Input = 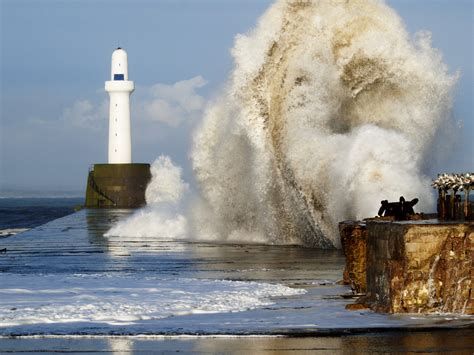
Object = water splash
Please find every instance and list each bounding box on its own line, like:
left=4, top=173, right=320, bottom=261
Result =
left=105, top=156, right=188, bottom=239
left=427, top=254, right=441, bottom=308
left=191, top=0, right=456, bottom=247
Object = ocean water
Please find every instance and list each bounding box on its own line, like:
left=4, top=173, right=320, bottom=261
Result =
left=0, top=197, right=83, bottom=237
left=0, top=207, right=472, bottom=337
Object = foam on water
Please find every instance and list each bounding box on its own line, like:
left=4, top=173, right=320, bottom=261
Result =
left=1, top=212, right=472, bottom=335
left=0, top=274, right=304, bottom=329
left=109, top=0, right=456, bottom=248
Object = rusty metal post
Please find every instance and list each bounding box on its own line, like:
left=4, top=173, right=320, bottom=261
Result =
left=465, top=188, right=470, bottom=220
left=439, top=189, right=446, bottom=220
left=450, top=189, right=457, bottom=220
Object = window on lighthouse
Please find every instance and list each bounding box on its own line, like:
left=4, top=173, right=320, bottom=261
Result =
left=114, top=74, right=124, bottom=80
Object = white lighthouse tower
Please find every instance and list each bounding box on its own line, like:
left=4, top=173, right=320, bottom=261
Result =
left=85, top=48, right=150, bottom=208
left=105, top=48, right=134, bottom=164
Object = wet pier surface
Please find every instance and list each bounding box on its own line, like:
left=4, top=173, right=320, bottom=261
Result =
left=0, top=210, right=473, bottom=343
left=1, top=330, right=474, bottom=354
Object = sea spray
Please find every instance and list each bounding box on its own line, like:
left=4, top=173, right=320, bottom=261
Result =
left=107, top=0, right=456, bottom=248
left=191, top=0, right=456, bottom=247
left=105, top=156, right=188, bottom=238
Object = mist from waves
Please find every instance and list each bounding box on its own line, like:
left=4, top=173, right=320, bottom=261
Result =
left=109, top=0, right=457, bottom=248
left=105, top=156, right=188, bottom=239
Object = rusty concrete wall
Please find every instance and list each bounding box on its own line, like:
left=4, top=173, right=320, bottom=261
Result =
left=339, top=221, right=367, bottom=294
left=365, top=221, right=473, bottom=314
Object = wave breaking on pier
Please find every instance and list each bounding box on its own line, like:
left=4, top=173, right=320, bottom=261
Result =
left=110, top=0, right=456, bottom=248
left=190, top=0, right=456, bottom=247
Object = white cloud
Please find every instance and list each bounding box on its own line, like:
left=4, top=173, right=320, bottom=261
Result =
left=139, top=76, right=208, bottom=126
left=142, top=99, right=185, bottom=127
left=62, top=99, right=108, bottom=129
left=60, top=76, right=208, bottom=130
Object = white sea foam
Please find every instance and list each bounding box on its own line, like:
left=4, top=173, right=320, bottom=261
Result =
left=0, top=228, right=30, bottom=238
left=109, top=0, right=456, bottom=248
left=105, top=156, right=188, bottom=239
left=0, top=274, right=304, bottom=328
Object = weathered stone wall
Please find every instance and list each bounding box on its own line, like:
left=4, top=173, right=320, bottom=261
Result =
left=365, top=221, right=473, bottom=314
left=339, top=221, right=367, bottom=294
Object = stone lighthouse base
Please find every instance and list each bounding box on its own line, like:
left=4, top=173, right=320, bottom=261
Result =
left=85, top=163, right=151, bottom=208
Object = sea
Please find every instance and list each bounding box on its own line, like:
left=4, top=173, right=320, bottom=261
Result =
left=0, top=198, right=473, bottom=353
left=0, top=197, right=83, bottom=237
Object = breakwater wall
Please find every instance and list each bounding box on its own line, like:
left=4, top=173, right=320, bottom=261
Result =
left=340, top=219, right=473, bottom=314
left=85, top=164, right=151, bottom=208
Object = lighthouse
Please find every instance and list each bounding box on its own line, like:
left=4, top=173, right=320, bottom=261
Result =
left=106, top=48, right=134, bottom=164
left=85, top=48, right=151, bottom=208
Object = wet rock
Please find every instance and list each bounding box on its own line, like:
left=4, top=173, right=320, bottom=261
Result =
left=365, top=220, right=473, bottom=314
left=345, top=303, right=369, bottom=311
left=339, top=221, right=367, bottom=294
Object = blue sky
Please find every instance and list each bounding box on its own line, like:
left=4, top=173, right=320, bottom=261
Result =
left=1, top=0, right=472, bottom=194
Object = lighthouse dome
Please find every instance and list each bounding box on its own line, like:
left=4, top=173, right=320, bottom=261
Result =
left=111, top=48, right=128, bottom=80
